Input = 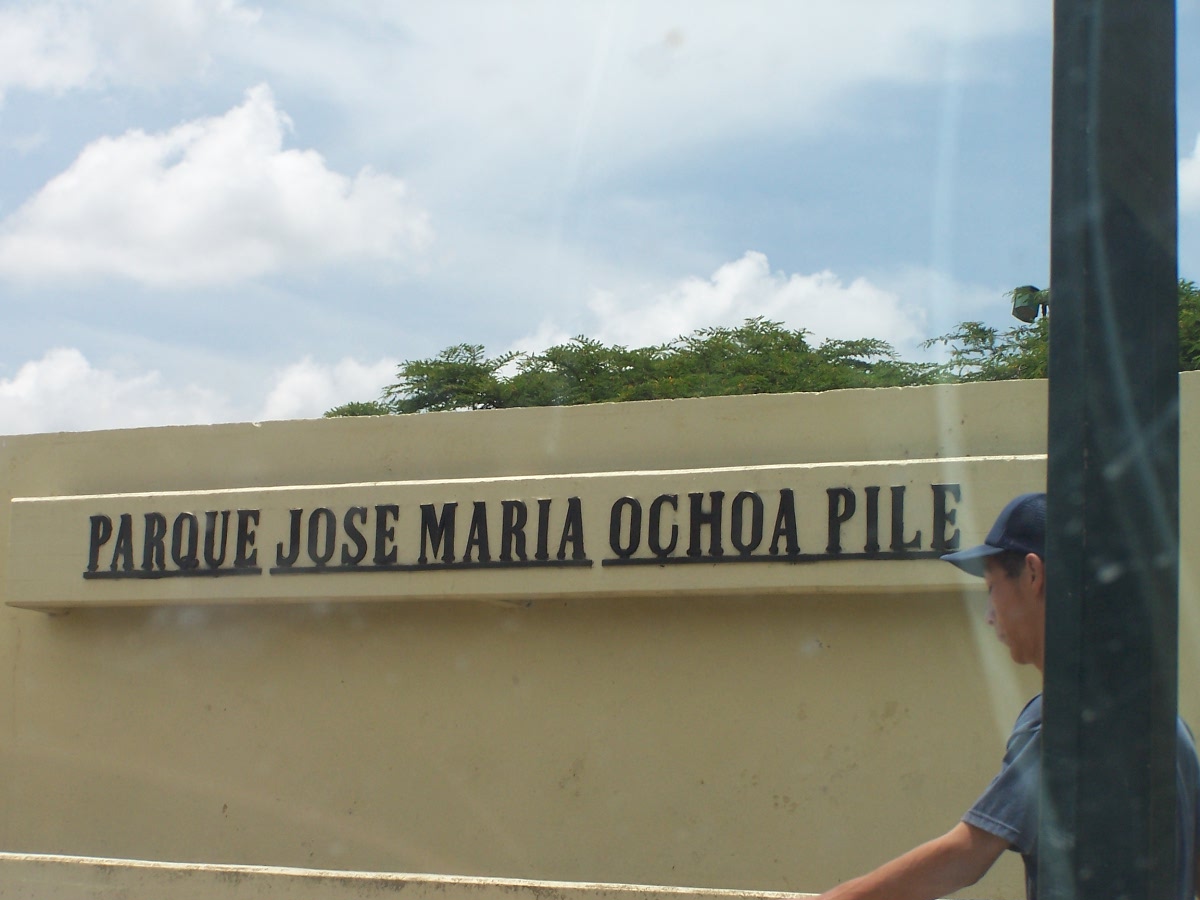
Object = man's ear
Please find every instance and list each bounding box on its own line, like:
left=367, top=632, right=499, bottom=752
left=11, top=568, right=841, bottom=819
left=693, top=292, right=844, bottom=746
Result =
left=1026, top=553, right=1046, bottom=594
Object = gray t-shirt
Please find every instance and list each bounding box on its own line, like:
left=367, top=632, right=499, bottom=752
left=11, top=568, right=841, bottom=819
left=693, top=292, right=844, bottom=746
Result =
left=963, top=694, right=1200, bottom=899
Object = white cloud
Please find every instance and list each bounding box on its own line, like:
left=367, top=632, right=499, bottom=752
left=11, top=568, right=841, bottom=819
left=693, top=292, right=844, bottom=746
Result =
left=872, top=265, right=1011, bottom=347
left=543, top=251, right=929, bottom=352
left=258, top=357, right=396, bottom=421
left=0, top=84, right=433, bottom=286
left=90, top=0, right=260, bottom=84
left=507, top=322, right=576, bottom=356
left=1182, top=132, right=1200, bottom=216
left=0, top=4, right=95, bottom=95
left=0, top=349, right=398, bottom=434
left=509, top=254, right=1012, bottom=362
left=0, top=0, right=257, bottom=96
left=0, top=348, right=229, bottom=434
left=241, top=2, right=1043, bottom=181
left=3, top=131, right=50, bottom=155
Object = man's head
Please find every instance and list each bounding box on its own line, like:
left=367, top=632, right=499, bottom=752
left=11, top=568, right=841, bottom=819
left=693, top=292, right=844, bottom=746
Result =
left=943, top=493, right=1047, bottom=671
left=941, top=492, right=1045, bottom=577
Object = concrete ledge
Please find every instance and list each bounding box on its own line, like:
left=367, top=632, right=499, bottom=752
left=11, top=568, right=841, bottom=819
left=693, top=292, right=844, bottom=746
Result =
left=0, top=853, right=814, bottom=900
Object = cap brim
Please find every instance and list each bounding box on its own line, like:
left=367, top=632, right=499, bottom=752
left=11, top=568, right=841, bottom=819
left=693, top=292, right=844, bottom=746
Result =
left=940, top=543, right=1003, bottom=578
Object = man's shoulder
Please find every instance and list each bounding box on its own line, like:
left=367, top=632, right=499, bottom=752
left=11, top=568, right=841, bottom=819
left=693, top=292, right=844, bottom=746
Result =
left=1014, top=693, right=1043, bottom=731
left=1176, top=716, right=1199, bottom=772
left=997, top=694, right=1043, bottom=760
left=1178, top=716, right=1197, bottom=748
left=1003, top=696, right=1200, bottom=749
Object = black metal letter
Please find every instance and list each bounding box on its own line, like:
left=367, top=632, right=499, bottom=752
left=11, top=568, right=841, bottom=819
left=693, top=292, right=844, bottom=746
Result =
left=730, top=491, right=764, bottom=555
left=203, top=510, right=231, bottom=568
left=864, top=486, right=882, bottom=553
left=931, top=483, right=961, bottom=553
left=87, top=515, right=112, bottom=573
left=464, top=501, right=491, bottom=562
left=826, top=488, right=856, bottom=555
left=374, top=504, right=399, bottom=566
left=609, top=497, right=642, bottom=559
left=142, top=512, right=167, bottom=572
left=500, top=500, right=529, bottom=562
left=170, top=513, right=199, bottom=570
left=769, top=489, right=800, bottom=556
left=307, top=508, right=336, bottom=566
left=557, top=497, right=586, bottom=561
left=648, top=494, right=679, bottom=558
left=234, top=509, right=260, bottom=568
left=110, top=514, right=134, bottom=572
left=535, top=498, right=552, bottom=561
left=688, top=491, right=725, bottom=557
left=889, top=486, right=921, bottom=552
left=418, top=503, right=456, bottom=564
left=341, top=507, right=368, bottom=566
left=275, top=509, right=302, bottom=567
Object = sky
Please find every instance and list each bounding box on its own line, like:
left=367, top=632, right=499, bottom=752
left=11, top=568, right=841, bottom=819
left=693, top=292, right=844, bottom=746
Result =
left=1, top=1, right=1198, bottom=434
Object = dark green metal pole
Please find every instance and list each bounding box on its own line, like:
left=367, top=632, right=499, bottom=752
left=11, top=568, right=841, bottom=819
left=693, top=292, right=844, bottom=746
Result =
left=1041, top=1, right=1179, bottom=898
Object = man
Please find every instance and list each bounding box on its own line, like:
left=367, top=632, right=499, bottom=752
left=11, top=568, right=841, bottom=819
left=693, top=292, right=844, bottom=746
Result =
left=816, top=492, right=1200, bottom=900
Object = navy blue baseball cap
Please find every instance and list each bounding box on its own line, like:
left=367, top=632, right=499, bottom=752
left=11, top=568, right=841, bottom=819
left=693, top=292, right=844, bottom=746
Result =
left=941, top=492, right=1046, bottom=577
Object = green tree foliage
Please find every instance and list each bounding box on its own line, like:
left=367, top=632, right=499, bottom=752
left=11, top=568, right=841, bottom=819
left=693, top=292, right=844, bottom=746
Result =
left=510, top=337, right=664, bottom=405
left=326, top=281, right=1199, bottom=416
left=382, top=344, right=518, bottom=413
left=923, top=318, right=1051, bottom=382
left=1181, top=279, right=1200, bottom=371
left=339, top=318, right=940, bottom=415
left=925, top=279, right=1198, bottom=381
left=323, top=400, right=392, bottom=418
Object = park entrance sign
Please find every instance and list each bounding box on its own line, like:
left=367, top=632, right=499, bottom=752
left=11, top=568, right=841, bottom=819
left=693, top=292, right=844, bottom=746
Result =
left=10, top=465, right=976, bottom=610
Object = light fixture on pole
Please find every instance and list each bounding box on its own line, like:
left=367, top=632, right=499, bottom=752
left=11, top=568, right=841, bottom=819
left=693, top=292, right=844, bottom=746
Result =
left=1009, top=285, right=1049, bottom=323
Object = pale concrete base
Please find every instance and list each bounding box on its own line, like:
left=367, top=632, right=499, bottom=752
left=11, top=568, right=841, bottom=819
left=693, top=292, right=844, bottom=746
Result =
left=0, top=853, right=814, bottom=900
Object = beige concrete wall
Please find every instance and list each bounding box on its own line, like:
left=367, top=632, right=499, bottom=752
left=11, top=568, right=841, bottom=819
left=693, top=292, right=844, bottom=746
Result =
left=1, top=375, right=1197, bottom=899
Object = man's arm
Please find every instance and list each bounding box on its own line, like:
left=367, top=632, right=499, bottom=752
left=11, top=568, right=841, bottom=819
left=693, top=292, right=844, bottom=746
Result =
left=816, top=821, right=1009, bottom=900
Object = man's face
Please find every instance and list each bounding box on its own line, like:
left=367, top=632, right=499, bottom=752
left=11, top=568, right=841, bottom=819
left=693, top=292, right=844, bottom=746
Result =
left=982, top=554, right=1046, bottom=670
